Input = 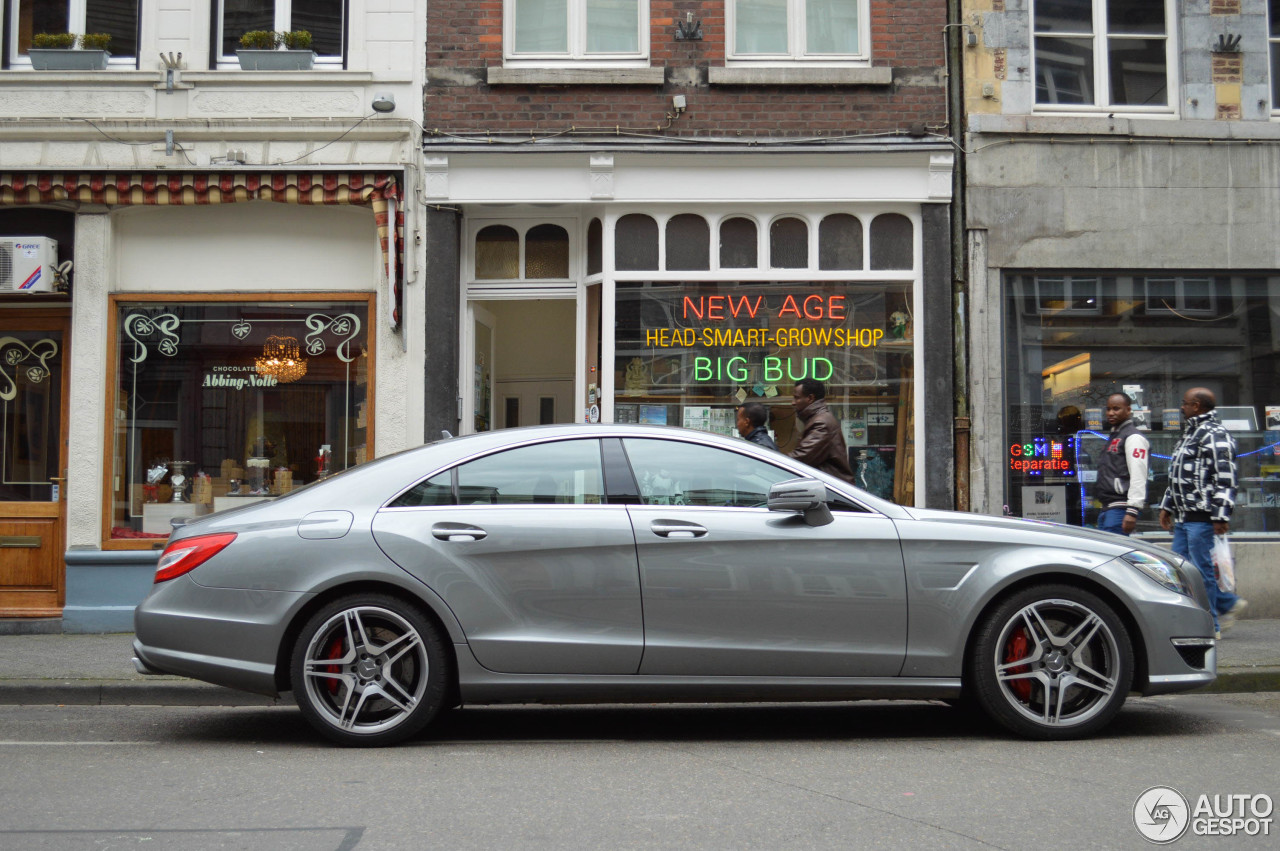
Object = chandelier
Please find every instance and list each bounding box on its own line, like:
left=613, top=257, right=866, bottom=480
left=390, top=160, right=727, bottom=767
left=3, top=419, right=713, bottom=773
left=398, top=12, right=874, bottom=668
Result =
left=255, top=336, right=307, bottom=383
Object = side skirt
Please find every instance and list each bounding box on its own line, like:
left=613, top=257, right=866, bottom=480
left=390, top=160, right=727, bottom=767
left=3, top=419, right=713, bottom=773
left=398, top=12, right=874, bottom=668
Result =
left=454, top=646, right=961, bottom=705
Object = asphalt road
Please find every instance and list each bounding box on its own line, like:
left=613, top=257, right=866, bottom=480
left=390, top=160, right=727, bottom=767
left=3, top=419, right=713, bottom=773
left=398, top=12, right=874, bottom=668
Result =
left=1, top=695, right=1278, bottom=850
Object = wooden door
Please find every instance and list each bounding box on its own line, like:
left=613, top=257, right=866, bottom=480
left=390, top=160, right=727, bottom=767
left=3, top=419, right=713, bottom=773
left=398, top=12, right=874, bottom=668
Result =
left=0, top=310, right=68, bottom=617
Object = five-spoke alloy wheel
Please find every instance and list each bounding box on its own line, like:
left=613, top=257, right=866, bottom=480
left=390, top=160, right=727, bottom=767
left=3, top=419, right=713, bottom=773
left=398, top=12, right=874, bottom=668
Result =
left=970, top=584, right=1133, bottom=740
left=291, top=594, right=449, bottom=746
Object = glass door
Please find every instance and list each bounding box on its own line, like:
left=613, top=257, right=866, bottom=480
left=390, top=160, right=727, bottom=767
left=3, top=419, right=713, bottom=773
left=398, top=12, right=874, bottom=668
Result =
left=0, top=310, right=68, bottom=617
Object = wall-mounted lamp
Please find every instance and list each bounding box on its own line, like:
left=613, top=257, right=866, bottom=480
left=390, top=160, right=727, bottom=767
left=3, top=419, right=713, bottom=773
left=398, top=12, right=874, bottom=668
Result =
left=1213, top=33, right=1242, bottom=53
left=372, top=93, right=396, bottom=113
left=676, top=12, right=703, bottom=41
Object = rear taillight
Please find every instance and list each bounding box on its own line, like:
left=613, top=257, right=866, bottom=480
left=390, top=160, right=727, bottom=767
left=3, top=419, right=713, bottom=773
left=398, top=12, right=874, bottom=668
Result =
left=155, top=532, right=237, bottom=583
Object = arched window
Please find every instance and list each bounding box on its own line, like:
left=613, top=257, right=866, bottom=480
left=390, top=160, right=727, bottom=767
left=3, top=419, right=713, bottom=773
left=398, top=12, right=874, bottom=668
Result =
left=769, top=217, right=808, bottom=269
left=475, top=225, right=520, bottom=279
left=666, top=214, right=710, bottom=271
left=870, top=214, right=913, bottom=270
left=525, top=224, right=570, bottom=278
left=719, top=217, right=758, bottom=269
left=615, top=214, right=659, bottom=271
left=819, top=214, right=863, bottom=270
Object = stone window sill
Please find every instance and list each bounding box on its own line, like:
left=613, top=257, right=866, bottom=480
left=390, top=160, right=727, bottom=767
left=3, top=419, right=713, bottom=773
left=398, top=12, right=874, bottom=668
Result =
left=709, top=67, right=892, bottom=86
left=486, top=67, right=665, bottom=86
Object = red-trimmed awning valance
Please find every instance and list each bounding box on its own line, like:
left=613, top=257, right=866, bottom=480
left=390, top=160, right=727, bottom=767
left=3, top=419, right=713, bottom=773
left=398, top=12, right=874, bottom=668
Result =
left=0, top=172, right=404, bottom=328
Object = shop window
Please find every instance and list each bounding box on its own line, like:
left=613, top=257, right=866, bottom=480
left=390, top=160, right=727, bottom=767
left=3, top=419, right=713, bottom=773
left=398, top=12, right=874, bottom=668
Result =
left=615, top=214, right=659, bottom=271
left=1272, top=0, right=1280, bottom=111
left=614, top=280, right=916, bottom=505
left=819, top=214, right=863, bottom=270
left=1033, top=0, right=1172, bottom=109
left=1035, top=275, right=1101, bottom=314
left=719, top=217, right=758, bottom=269
left=506, top=0, right=646, bottom=61
left=525, top=224, right=570, bottom=278
left=869, top=214, right=912, bottom=270
left=476, top=225, right=521, bottom=280
left=769, top=217, right=808, bottom=269
left=10, top=0, right=138, bottom=65
left=728, top=0, right=867, bottom=62
left=666, top=214, right=710, bottom=272
left=1004, top=272, right=1280, bottom=536
left=217, top=0, right=346, bottom=67
left=1143, top=276, right=1215, bottom=315
left=107, top=298, right=370, bottom=543
left=587, top=218, right=603, bottom=276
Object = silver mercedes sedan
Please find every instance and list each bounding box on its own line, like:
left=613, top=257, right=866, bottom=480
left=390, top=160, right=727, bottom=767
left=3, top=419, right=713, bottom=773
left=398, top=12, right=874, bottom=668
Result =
left=133, top=424, right=1216, bottom=746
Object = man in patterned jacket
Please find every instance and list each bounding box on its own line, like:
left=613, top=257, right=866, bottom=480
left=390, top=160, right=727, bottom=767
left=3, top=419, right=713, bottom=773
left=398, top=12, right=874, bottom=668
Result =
left=1158, top=387, right=1247, bottom=638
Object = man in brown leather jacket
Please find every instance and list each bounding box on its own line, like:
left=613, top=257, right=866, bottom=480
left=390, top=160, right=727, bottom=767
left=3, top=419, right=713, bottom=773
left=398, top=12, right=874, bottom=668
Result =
left=790, top=379, right=855, bottom=484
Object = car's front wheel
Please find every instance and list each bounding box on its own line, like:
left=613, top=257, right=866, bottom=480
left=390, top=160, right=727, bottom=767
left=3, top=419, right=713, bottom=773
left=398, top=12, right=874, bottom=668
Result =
left=969, top=584, right=1133, bottom=740
left=291, top=593, right=450, bottom=746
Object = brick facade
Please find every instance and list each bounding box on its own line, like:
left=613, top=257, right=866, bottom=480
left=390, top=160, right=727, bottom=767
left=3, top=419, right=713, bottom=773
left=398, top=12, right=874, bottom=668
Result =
left=426, top=1, right=948, bottom=137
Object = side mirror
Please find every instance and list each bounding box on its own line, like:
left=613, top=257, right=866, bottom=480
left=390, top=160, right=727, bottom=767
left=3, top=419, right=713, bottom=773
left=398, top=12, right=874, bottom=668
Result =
left=767, top=477, right=833, bottom=526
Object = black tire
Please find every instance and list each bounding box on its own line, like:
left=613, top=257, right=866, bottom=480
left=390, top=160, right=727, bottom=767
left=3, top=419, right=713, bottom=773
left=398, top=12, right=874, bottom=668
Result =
left=290, top=593, right=451, bottom=746
left=968, top=584, right=1133, bottom=740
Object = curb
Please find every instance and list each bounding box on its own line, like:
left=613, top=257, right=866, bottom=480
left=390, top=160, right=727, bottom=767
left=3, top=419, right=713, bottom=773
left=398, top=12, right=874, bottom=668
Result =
left=1194, top=666, right=1280, bottom=695
left=1, top=669, right=1277, bottom=707
left=0, top=680, right=286, bottom=706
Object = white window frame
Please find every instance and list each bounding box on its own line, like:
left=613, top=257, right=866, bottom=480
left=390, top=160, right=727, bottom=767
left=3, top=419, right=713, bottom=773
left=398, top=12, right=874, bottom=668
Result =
left=502, top=0, right=649, bottom=67
left=1032, top=0, right=1177, bottom=115
left=726, top=0, right=870, bottom=66
left=7, top=0, right=137, bottom=67
left=216, top=0, right=346, bottom=69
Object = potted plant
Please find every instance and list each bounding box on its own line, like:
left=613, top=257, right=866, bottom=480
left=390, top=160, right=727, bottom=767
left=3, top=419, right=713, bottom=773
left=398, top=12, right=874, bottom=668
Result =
left=236, top=29, right=315, bottom=70
left=29, top=32, right=111, bottom=70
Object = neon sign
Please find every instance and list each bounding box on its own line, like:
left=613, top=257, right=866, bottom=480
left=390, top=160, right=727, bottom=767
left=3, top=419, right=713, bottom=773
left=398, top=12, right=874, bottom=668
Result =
left=1009, top=435, right=1077, bottom=477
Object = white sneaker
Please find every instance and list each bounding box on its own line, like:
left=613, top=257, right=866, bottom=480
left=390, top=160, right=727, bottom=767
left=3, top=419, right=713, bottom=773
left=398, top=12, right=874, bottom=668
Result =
left=1219, top=599, right=1248, bottom=632
left=1214, top=629, right=1222, bottom=640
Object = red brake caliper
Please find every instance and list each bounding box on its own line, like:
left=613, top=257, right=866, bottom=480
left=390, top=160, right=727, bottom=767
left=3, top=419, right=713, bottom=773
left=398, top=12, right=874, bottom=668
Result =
left=1004, top=628, right=1032, bottom=701
left=325, top=638, right=344, bottom=695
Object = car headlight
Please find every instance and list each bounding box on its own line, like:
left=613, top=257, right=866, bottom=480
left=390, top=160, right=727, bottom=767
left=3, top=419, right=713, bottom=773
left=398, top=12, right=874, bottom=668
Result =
left=1121, top=551, right=1191, bottom=596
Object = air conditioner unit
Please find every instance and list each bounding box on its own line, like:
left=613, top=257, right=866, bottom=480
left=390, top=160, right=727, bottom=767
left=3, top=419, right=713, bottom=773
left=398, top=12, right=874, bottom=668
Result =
left=0, top=236, right=59, bottom=293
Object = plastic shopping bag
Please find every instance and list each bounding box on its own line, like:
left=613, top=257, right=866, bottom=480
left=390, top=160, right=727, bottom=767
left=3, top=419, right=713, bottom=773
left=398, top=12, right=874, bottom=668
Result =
left=1212, top=534, right=1236, bottom=594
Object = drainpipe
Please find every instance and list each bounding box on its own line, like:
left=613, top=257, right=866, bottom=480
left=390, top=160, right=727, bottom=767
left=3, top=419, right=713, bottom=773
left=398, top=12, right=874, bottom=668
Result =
left=947, top=0, right=971, bottom=511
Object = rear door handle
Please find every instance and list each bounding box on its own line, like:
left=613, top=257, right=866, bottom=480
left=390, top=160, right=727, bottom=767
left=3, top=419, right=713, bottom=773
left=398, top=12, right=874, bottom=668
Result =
left=431, top=523, right=488, bottom=542
left=649, top=520, right=708, bottom=539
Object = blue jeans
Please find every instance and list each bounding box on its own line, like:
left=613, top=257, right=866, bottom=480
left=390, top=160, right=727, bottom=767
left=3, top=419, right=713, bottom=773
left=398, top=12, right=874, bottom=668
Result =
left=1170, top=521, right=1240, bottom=630
left=1098, top=507, right=1130, bottom=535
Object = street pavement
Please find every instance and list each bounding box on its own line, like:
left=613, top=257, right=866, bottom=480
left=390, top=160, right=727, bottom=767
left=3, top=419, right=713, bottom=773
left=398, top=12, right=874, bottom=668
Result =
left=0, top=618, right=1277, bottom=706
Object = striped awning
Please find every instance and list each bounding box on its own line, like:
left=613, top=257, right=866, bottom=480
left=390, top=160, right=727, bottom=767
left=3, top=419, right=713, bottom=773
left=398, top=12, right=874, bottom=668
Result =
left=0, top=171, right=404, bottom=329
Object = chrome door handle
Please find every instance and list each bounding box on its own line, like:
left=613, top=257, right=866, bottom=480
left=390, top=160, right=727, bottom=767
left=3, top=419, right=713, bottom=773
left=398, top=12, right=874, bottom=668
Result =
left=649, top=520, right=708, bottom=539
left=431, top=523, right=488, bottom=542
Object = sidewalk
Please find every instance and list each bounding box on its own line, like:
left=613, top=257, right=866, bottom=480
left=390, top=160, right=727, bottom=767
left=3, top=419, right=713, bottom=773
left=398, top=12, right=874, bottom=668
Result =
left=0, top=621, right=1277, bottom=706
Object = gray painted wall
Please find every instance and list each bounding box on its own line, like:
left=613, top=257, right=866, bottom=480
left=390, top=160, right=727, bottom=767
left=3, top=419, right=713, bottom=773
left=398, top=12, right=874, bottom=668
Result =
left=422, top=207, right=462, bottom=441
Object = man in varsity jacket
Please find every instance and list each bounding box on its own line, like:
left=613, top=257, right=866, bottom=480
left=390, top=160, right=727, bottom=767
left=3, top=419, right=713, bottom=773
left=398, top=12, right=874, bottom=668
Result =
left=1096, top=392, right=1149, bottom=535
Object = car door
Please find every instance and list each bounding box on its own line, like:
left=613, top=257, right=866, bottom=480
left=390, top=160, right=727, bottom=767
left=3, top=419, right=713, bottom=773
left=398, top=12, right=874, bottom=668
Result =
left=619, top=437, right=907, bottom=677
left=372, top=438, right=643, bottom=674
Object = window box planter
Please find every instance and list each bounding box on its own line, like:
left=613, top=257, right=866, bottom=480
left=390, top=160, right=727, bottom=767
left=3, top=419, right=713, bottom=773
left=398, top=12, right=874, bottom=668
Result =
left=236, top=49, right=315, bottom=71
left=28, top=48, right=110, bottom=70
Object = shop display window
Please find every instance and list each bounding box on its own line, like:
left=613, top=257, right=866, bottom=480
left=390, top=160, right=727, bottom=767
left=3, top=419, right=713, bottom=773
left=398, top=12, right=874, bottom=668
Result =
left=614, top=280, right=916, bottom=505
left=107, top=297, right=371, bottom=544
left=1004, top=273, right=1280, bottom=536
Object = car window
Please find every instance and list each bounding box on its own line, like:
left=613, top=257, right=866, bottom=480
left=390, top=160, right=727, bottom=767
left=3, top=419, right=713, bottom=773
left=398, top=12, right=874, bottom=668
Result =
left=456, top=440, right=606, bottom=505
left=389, top=470, right=453, bottom=508
left=621, top=439, right=796, bottom=508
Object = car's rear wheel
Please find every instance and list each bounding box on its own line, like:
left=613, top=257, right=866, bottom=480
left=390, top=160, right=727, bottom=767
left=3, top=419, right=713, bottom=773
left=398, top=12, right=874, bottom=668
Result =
left=969, top=584, right=1133, bottom=740
left=291, top=593, right=449, bottom=746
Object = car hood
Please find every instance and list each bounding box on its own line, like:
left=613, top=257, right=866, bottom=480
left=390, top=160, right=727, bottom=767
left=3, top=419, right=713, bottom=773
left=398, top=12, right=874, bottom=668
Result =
left=900, top=507, right=1165, bottom=559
